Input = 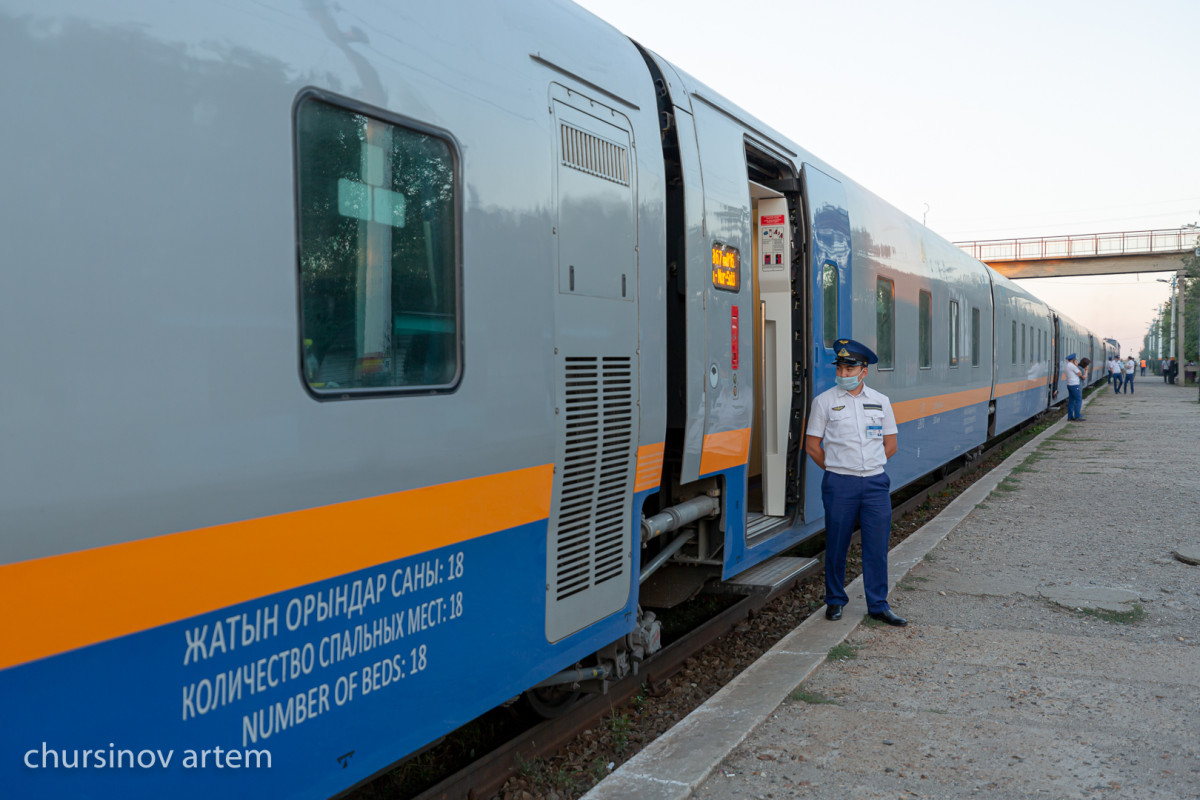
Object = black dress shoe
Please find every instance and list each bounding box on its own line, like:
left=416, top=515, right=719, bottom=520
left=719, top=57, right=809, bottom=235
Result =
left=869, top=609, right=907, bottom=627
left=825, top=605, right=843, bottom=621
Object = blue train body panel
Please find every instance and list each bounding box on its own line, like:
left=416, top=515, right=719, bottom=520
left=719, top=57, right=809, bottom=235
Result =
left=2, top=519, right=640, bottom=799
left=994, top=385, right=1049, bottom=436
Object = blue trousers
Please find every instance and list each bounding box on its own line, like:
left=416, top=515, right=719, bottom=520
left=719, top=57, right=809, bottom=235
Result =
left=1123, top=373, right=1134, bottom=393
left=822, top=471, right=892, bottom=613
left=1111, top=374, right=1121, bottom=393
left=1067, top=384, right=1082, bottom=419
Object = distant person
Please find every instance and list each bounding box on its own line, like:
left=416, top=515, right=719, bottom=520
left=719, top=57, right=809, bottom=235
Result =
left=1169, top=357, right=1179, bottom=384
left=1140, top=358, right=1146, bottom=376
left=1065, top=353, right=1084, bottom=420
left=1123, top=355, right=1135, bottom=394
left=1108, top=356, right=1122, bottom=393
left=1164, top=359, right=1171, bottom=383
left=805, top=338, right=906, bottom=627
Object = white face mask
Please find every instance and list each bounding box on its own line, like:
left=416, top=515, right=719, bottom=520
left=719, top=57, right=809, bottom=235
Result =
left=835, top=372, right=863, bottom=390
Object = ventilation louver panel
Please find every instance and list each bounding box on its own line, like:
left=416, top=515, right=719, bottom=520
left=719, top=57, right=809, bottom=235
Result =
left=555, top=356, right=634, bottom=601
left=560, top=123, right=629, bottom=186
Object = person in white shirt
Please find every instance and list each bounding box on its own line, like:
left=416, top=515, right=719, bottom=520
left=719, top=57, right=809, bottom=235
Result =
left=1123, top=355, right=1135, bottom=394
left=804, top=338, right=905, bottom=626
left=1108, top=356, right=1122, bottom=393
left=1064, top=353, right=1084, bottom=420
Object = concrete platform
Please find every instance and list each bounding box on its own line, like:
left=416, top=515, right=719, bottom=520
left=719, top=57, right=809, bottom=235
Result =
left=584, top=379, right=1200, bottom=800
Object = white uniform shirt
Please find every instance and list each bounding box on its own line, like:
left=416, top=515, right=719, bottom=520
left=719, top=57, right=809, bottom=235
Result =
left=807, top=383, right=898, bottom=477
left=1065, top=361, right=1082, bottom=386
left=1124, top=359, right=1134, bottom=374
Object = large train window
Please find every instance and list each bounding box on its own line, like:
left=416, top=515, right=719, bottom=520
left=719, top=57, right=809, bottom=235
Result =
left=822, top=262, right=838, bottom=348
left=875, top=278, right=894, bottom=369
left=295, top=94, right=460, bottom=396
left=1021, top=323, right=1027, bottom=363
left=948, top=300, right=960, bottom=368
left=1011, top=321, right=1017, bottom=364
left=971, top=307, right=981, bottom=366
left=918, top=290, right=932, bottom=369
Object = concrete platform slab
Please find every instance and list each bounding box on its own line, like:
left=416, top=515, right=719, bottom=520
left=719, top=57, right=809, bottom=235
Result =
left=583, top=380, right=1200, bottom=800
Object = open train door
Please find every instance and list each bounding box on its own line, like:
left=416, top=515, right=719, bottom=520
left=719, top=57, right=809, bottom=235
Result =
left=745, top=146, right=806, bottom=537
left=1051, top=313, right=1061, bottom=402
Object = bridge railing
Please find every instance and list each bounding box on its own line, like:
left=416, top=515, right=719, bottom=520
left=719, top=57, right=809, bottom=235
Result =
left=954, top=228, right=1198, bottom=262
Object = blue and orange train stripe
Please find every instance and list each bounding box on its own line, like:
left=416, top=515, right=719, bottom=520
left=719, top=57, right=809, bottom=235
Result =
left=0, top=464, right=554, bottom=672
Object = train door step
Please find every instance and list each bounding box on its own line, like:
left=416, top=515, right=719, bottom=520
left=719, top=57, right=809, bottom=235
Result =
left=725, top=556, right=819, bottom=592
left=745, top=512, right=789, bottom=540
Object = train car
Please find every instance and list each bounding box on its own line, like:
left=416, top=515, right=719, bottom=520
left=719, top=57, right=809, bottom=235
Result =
left=0, top=2, right=1109, bottom=798
left=987, top=268, right=1054, bottom=435
left=1057, top=315, right=1101, bottom=390
left=1, top=4, right=667, bottom=798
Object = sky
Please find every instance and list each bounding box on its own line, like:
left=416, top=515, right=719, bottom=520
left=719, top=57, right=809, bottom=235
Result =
left=574, top=0, right=1200, bottom=356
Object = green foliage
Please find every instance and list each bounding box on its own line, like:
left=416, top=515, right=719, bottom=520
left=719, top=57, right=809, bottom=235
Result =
left=788, top=687, right=838, bottom=704
left=1142, top=251, right=1199, bottom=364
left=827, top=642, right=858, bottom=661
left=514, top=752, right=543, bottom=777
left=897, top=575, right=931, bottom=590
left=608, top=711, right=633, bottom=751
left=1076, top=603, right=1146, bottom=624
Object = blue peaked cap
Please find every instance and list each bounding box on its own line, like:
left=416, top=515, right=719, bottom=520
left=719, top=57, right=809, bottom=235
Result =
left=832, top=338, right=878, bottom=366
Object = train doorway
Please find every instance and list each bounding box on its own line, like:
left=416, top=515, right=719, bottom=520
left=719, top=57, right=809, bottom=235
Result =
left=749, top=181, right=790, bottom=519
left=1051, top=315, right=1061, bottom=399
left=745, top=146, right=806, bottom=540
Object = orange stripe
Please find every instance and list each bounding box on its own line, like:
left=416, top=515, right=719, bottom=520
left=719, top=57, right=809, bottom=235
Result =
left=892, top=387, right=992, bottom=424
left=994, top=377, right=1048, bottom=398
left=634, top=442, right=665, bottom=492
left=0, top=464, right=553, bottom=671
left=699, top=428, right=751, bottom=475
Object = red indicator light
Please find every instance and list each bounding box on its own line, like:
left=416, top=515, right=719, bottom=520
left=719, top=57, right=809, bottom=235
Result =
left=731, top=306, right=739, bottom=370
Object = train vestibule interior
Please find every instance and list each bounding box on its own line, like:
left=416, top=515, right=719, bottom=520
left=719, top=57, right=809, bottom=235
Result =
left=745, top=147, right=807, bottom=544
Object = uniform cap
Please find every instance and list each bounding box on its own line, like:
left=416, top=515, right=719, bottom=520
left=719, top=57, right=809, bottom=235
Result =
left=1066, top=353, right=1076, bottom=361
left=832, top=338, right=878, bottom=366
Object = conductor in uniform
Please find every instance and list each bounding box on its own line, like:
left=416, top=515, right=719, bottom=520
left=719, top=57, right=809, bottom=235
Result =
left=804, top=338, right=907, bottom=626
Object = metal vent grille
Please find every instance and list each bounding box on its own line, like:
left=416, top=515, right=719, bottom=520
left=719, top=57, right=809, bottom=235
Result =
left=555, top=356, right=634, bottom=600
left=560, top=123, right=629, bottom=186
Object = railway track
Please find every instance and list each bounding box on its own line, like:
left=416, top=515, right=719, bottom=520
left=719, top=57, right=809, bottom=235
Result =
left=367, top=406, right=1066, bottom=800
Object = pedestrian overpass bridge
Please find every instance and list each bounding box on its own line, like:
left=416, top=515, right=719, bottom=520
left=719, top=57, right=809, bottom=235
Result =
left=954, top=227, right=1198, bottom=278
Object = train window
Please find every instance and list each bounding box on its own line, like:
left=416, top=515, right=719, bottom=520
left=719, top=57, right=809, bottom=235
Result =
left=1021, top=323, right=1026, bottom=363
left=1011, top=321, right=1017, bottom=365
left=948, top=301, right=960, bottom=367
left=295, top=96, right=460, bottom=395
left=822, top=262, right=838, bottom=348
left=875, top=278, right=894, bottom=369
left=918, top=290, right=932, bottom=369
left=971, top=307, right=981, bottom=366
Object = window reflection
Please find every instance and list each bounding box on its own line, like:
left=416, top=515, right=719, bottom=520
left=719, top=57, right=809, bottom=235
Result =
left=822, top=262, right=838, bottom=348
left=296, top=97, right=458, bottom=393
left=918, top=291, right=932, bottom=369
left=876, top=278, right=894, bottom=369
